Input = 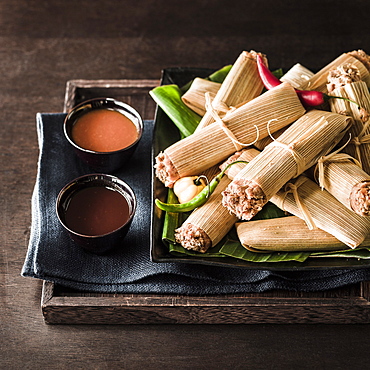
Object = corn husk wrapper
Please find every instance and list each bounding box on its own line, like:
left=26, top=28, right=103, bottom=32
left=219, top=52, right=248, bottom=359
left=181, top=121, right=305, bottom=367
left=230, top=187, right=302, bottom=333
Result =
left=328, top=80, right=370, bottom=174
left=175, top=148, right=261, bottom=253
left=201, top=163, right=222, bottom=181
left=280, top=63, right=315, bottom=89
left=220, top=147, right=261, bottom=173
left=300, top=53, right=370, bottom=93
left=181, top=78, right=221, bottom=116
left=195, top=50, right=266, bottom=131
left=222, top=110, right=353, bottom=220
left=270, top=176, right=370, bottom=248
left=253, top=126, right=288, bottom=151
left=315, top=153, right=370, bottom=216
left=174, top=176, right=237, bottom=253
left=223, top=151, right=370, bottom=249
left=222, top=148, right=260, bottom=178
left=155, top=82, right=305, bottom=188
left=236, top=216, right=349, bottom=252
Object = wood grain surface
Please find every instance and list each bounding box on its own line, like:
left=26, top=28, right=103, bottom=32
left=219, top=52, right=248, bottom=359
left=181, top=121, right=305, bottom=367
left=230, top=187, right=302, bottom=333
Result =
left=2, top=0, right=370, bottom=368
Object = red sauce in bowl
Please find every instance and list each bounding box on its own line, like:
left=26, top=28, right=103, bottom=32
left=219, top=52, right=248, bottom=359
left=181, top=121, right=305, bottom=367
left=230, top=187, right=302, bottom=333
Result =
left=64, top=186, right=131, bottom=236
left=71, top=109, right=139, bottom=152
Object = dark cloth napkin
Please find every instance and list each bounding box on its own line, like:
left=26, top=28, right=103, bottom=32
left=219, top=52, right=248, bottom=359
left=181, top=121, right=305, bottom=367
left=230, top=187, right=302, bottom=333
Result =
left=21, top=113, right=370, bottom=294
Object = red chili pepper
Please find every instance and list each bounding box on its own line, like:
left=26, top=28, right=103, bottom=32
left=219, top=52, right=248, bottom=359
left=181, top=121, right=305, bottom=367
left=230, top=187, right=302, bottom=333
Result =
left=256, top=55, right=282, bottom=89
left=295, top=90, right=327, bottom=106
left=256, top=55, right=341, bottom=108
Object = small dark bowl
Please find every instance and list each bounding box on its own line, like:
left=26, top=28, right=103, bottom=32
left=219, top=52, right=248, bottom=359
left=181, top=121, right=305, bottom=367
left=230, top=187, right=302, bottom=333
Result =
left=56, top=174, right=136, bottom=254
left=64, top=97, right=143, bottom=173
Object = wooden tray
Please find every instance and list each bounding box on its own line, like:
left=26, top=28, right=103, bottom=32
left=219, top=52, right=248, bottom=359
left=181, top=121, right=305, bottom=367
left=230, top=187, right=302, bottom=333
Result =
left=41, top=79, right=370, bottom=324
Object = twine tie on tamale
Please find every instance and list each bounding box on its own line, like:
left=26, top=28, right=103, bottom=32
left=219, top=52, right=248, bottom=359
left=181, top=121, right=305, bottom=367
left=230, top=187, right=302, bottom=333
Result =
left=204, top=92, right=259, bottom=151
left=352, top=117, right=370, bottom=168
left=205, top=92, right=232, bottom=115
left=266, top=119, right=306, bottom=178
left=281, top=177, right=317, bottom=230
left=315, top=135, right=360, bottom=190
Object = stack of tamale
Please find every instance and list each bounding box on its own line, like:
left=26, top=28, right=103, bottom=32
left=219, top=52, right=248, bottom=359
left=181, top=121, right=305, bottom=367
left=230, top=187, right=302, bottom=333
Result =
left=154, top=49, right=370, bottom=255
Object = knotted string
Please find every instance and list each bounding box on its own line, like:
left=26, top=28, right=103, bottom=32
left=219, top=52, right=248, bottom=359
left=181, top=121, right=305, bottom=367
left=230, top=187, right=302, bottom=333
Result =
left=205, top=92, right=259, bottom=151
left=210, top=97, right=233, bottom=115
left=315, top=135, right=359, bottom=190
left=265, top=119, right=307, bottom=178
left=352, top=117, right=370, bottom=168
left=282, top=176, right=317, bottom=230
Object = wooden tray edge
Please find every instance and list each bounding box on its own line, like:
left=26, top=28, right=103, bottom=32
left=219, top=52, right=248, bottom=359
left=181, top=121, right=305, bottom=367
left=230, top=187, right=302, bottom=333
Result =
left=39, top=78, right=370, bottom=324
left=41, top=281, right=370, bottom=324
left=63, top=79, right=160, bottom=113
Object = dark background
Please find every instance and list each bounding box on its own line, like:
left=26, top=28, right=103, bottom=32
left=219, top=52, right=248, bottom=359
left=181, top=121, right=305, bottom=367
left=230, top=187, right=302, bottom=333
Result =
left=2, top=1, right=370, bottom=369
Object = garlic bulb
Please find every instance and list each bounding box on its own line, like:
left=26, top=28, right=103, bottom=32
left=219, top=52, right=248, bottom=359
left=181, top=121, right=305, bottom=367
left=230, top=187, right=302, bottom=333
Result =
left=173, top=176, right=206, bottom=204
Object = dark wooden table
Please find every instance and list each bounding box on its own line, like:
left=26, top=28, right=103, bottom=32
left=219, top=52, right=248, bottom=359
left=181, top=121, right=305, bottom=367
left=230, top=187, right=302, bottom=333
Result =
left=2, top=0, right=370, bottom=368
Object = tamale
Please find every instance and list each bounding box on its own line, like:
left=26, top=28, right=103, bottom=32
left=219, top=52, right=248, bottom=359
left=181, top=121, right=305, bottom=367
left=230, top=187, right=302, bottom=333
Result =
left=181, top=78, right=221, bottom=116
left=236, top=216, right=349, bottom=252
left=315, top=152, right=370, bottom=216
left=280, top=63, right=314, bottom=89
left=271, top=176, right=370, bottom=248
left=222, top=110, right=353, bottom=220
left=300, top=50, right=370, bottom=93
left=223, top=151, right=370, bottom=249
left=174, top=176, right=236, bottom=253
left=327, top=64, right=370, bottom=174
left=174, top=148, right=260, bottom=253
left=155, top=82, right=305, bottom=188
left=195, top=50, right=266, bottom=131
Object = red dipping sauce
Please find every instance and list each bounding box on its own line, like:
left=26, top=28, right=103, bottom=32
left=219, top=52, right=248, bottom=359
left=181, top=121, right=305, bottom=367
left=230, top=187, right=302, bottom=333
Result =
left=71, top=109, right=139, bottom=152
left=64, top=186, right=131, bottom=236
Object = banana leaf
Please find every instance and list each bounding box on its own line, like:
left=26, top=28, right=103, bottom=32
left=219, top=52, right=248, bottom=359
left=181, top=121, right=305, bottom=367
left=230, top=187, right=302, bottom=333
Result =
left=169, top=240, right=227, bottom=258
left=149, top=85, right=201, bottom=137
left=219, top=237, right=311, bottom=263
left=208, top=65, right=233, bottom=82
left=273, top=68, right=284, bottom=79
left=161, top=188, right=190, bottom=245
left=310, top=247, right=370, bottom=259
